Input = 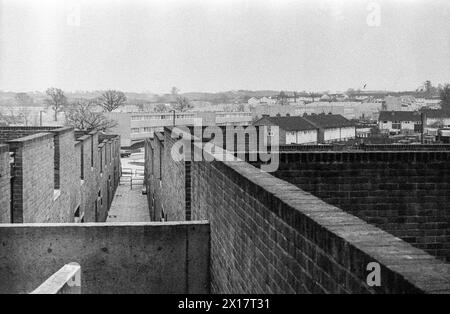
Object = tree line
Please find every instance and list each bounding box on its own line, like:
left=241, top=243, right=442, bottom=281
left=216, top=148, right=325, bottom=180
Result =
left=1, top=86, right=195, bottom=132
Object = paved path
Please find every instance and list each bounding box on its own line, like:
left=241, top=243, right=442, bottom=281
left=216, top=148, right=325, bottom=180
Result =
left=107, top=182, right=150, bottom=223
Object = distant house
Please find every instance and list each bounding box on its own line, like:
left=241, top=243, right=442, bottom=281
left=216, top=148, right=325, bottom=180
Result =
left=356, top=127, right=372, bottom=138
left=247, top=97, right=260, bottom=105
left=382, top=96, right=421, bottom=111
left=378, top=111, right=422, bottom=133
left=253, top=116, right=318, bottom=145
left=303, top=113, right=356, bottom=143
left=248, top=96, right=276, bottom=106
left=422, top=109, right=450, bottom=128
left=259, top=96, right=276, bottom=105
left=251, top=104, right=299, bottom=120
left=253, top=113, right=356, bottom=145
left=320, top=94, right=331, bottom=102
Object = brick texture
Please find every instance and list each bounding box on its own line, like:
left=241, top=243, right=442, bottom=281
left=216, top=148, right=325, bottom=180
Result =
left=0, top=127, right=121, bottom=224
left=269, top=152, right=450, bottom=262
left=190, top=150, right=450, bottom=294
left=145, top=133, right=165, bottom=221
left=0, top=145, right=10, bottom=222
left=145, top=127, right=450, bottom=294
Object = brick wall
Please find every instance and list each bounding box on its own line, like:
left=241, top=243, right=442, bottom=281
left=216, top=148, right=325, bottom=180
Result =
left=51, top=128, right=78, bottom=222
left=77, top=132, right=100, bottom=222
left=270, top=152, right=450, bottom=262
left=0, top=127, right=120, bottom=224
left=0, top=127, right=59, bottom=143
left=144, top=131, right=192, bottom=221
left=0, top=145, right=10, bottom=222
left=8, top=133, right=55, bottom=223
left=74, top=132, right=121, bottom=223
left=145, top=134, right=165, bottom=221
left=190, top=146, right=450, bottom=293
left=162, top=132, right=189, bottom=221
left=147, top=128, right=450, bottom=294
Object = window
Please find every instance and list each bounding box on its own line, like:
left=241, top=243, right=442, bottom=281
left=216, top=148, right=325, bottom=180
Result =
left=80, top=145, right=84, bottom=180
left=54, top=135, right=60, bottom=190
left=98, top=190, right=102, bottom=206
left=143, top=127, right=152, bottom=133
left=74, top=207, right=80, bottom=223
left=100, top=149, right=103, bottom=174
left=159, top=147, right=162, bottom=179
left=151, top=147, right=154, bottom=175
left=91, top=137, right=94, bottom=168
left=131, top=128, right=140, bottom=134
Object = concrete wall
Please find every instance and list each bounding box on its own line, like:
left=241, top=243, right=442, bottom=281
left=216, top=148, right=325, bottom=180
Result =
left=0, top=221, right=210, bottom=294
left=271, top=152, right=450, bottom=262
left=0, top=145, right=10, bottom=222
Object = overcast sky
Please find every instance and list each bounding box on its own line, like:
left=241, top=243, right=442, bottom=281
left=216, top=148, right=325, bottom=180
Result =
left=0, top=0, right=449, bottom=93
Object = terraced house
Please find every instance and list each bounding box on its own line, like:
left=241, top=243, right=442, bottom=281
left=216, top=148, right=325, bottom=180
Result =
left=0, top=126, right=121, bottom=223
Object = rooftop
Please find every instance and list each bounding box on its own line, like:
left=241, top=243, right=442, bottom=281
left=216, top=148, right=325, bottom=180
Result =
left=254, top=116, right=317, bottom=131
left=378, top=111, right=422, bottom=122
left=303, top=113, right=355, bottom=129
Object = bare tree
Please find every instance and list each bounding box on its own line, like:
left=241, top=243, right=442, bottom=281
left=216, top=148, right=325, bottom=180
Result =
left=237, top=103, right=246, bottom=112
left=98, top=90, right=127, bottom=112
left=309, top=92, right=321, bottom=102
left=17, top=108, right=33, bottom=126
left=45, top=87, right=68, bottom=121
left=13, top=93, right=34, bottom=126
left=154, top=103, right=168, bottom=112
left=15, top=92, right=34, bottom=107
left=173, top=96, right=192, bottom=112
left=440, top=84, right=450, bottom=110
left=293, top=91, right=298, bottom=103
left=65, top=99, right=118, bottom=132
left=0, top=107, right=24, bottom=125
left=277, top=91, right=288, bottom=105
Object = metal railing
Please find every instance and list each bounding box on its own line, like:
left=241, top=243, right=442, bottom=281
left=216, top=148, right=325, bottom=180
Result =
left=31, top=262, right=81, bottom=294
left=121, top=167, right=144, bottom=189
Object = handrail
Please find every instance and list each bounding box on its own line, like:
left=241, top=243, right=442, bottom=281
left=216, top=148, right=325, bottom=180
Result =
left=30, top=262, right=81, bottom=294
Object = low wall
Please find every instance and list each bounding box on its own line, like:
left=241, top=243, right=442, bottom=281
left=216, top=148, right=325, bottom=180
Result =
left=0, top=126, right=60, bottom=143
left=0, top=221, right=210, bottom=294
left=189, top=145, right=450, bottom=293
left=270, top=152, right=450, bottom=261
